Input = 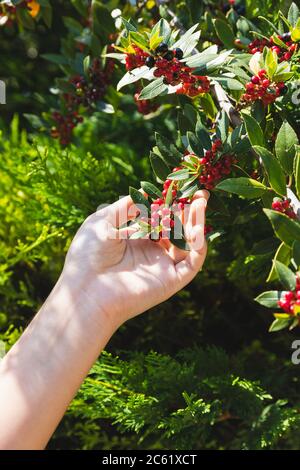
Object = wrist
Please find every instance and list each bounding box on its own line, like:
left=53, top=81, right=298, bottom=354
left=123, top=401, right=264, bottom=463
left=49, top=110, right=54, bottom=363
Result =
left=54, top=269, right=121, bottom=338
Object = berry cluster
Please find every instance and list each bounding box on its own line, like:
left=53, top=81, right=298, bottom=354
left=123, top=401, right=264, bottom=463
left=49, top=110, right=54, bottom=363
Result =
left=248, top=34, right=298, bottom=62
left=241, top=69, right=287, bottom=106
left=123, top=42, right=210, bottom=98
left=278, top=276, right=300, bottom=316
left=134, top=92, right=159, bottom=115
left=125, top=45, right=149, bottom=71
left=176, top=75, right=210, bottom=97
left=197, top=139, right=235, bottom=190
left=51, top=58, right=114, bottom=145
left=271, top=198, right=297, bottom=220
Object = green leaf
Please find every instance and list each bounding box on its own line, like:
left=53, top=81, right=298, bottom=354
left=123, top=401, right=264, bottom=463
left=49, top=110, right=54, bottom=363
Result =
left=274, top=260, right=296, bottom=290
left=264, top=48, right=278, bottom=80
left=139, top=77, right=169, bottom=100
left=293, top=240, right=300, bottom=268
left=23, top=114, right=45, bottom=129
left=294, top=148, right=300, bottom=199
left=150, top=18, right=171, bottom=44
left=242, top=113, right=265, bottom=147
left=167, top=169, right=190, bottom=181
left=267, top=242, right=291, bottom=282
left=155, top=133, right=182, bottom=166
left=214, top=19, right=235, bottom=49
left=121, top=18, right=137, bottom=33
left=264, top=209, right=300, bottom=247
left=172, top=24, right=200, bottom=57
left=92, top=1, right=115, bottom=35
left=186, top=132, right=203, bottom=155
left=255, top=291, right=287, bottom=308
left=195, top=119, right=211, bottom=150
left=288, top=2, right=300, bottom=27
left=140, top=181, right=163, bottom=200
left=117, top=66, right=152, bottom=91
left=275, top=120, right=298, bottom=175
left=129, top=187, right=150, bottom=212
left=195, top=50, right=233, bottom=74
left=216, top=177, right=268, bottom=199
left=177, top=182, right=199, bottom=199
left=41, top=54, right=69, bottom=65
left=212, top=77, right=244, bottom=91
left=150, top=152, right=170, bottom=183
left=252, top=146, right=286, bottom=196
left=269, top=318, right=292, bottom=332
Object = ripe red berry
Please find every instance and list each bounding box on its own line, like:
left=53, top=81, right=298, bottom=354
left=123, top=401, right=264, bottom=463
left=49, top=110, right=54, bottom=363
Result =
left=258, top=69, right=267, bottom=78
left=251, top=75, right=260, bottom=84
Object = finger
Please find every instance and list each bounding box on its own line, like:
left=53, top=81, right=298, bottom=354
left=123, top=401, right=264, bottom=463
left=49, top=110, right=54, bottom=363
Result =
left=96, top=193, right=146, bottom=228
left=185, top=197, right=207, bottom=251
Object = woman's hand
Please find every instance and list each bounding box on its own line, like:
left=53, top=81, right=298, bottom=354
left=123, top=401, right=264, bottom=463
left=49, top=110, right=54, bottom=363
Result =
left=0, top=190, right=208, bottom=449
left=62, top=190, right=209, bottom=330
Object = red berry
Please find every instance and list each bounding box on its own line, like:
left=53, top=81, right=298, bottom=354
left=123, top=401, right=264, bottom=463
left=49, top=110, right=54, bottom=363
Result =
left=251, top=76, right=260, bottom=84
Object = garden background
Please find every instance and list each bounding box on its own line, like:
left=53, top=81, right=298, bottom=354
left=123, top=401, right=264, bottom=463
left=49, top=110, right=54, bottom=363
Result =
left=1, top=0, right=300, bottom=450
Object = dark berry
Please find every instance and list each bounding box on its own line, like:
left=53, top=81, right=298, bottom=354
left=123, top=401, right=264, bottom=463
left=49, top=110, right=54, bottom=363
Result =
left=234, top=5, right=245, bottom=15
left=164, top=50, right=174, bottom=61
left=281, top=32, right=291, bottom=41
left=280, top=85, right=288, bottom=95
left=145, top=56, right=155, bottom=68
left=156, top=42, right=169, bottom=54
left=174, top=48, right=184, bottom=59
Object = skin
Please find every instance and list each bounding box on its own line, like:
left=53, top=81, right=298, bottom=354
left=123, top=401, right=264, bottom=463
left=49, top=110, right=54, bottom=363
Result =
left=0, top=190, right=208, bottom=450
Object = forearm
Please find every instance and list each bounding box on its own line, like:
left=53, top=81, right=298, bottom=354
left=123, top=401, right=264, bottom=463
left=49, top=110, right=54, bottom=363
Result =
left=0, top=273, right=116, bottom=450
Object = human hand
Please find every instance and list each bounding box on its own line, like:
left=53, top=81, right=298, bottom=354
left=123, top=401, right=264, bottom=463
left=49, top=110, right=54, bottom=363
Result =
left=62, top=190, right=209, bottom=331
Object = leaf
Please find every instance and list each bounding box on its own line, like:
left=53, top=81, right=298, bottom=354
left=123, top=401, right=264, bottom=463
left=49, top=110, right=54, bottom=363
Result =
left=150, top=18, right=171, bottom=44
left=269, top=318, right=292, bottom=332
left=294, top=148, right=300, bottom=199
left=217, top=110, right=229, bottom=143
left=139, top=77, right=169, bottom=100
left=255, top=291, right=287, bottom=308
left=274, top=260, right=296, bottom=290
left=275, top=120, right=298, bottom=175
left=288, top=2, right=300, bottom=27
left=149, top=29, right=163, bottom=51
left=267, top=242, right=291, bottom=282
left=117, top=66, right=152, bottom=91
left=140, top=181, right=163, bottom=200
left=216, top=177, right=268, bottom=199
left=96, top=101, right=114, bottom=113
left=150, top=152, right=170, bottom=183
left=293, top=240, right=300, bottom=268
left=129, top=187, right=150, bottom=213
left=167, top=169, right=190, bottom=181
left=264, top=209, right=300, bottom=247
left=264, top=48, right=278, bottom=80
left=195, top=119, right=211, bottom=150
left=155, top=133, right=182, bottom=166
left=214, top=19, right=235, bottom=49
left=242, top=113, right=265, bottom=147
left=92, top=1, right=114, bottom=35
left=121, top=18, right=137, bottom=32
left=194, top=50, right=233, bottom=74
left=186, top=131, right=203, bottom=155
left=212, top=77, right=244, bottom=91
left=172, top=24, right=200, bottom=56
left=252, top=146, right=286, bottom=196
left=41, top=53, right=69, bottom=65
left=177, top=182, right=199, bottom=199
left=23, top=114, right=45, bottom=129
